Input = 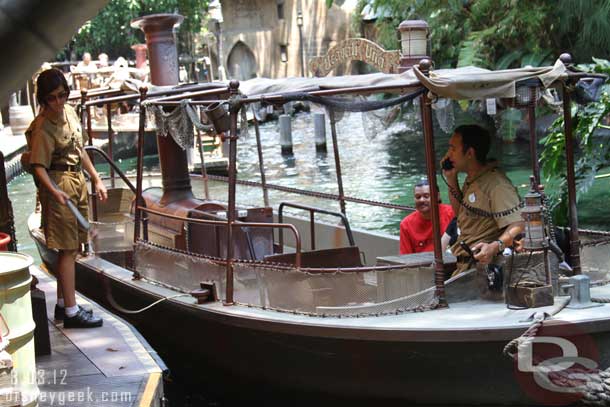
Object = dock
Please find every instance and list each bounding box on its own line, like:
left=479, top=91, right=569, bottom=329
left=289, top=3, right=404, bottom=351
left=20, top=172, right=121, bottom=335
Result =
left=30, top=265, right=166, bottom=407
left=0, top=131, right=27, bottom=182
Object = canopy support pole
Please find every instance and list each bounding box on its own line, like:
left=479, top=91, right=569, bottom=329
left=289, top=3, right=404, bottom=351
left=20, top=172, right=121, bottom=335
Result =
left=329, top=109, right=346, bottom=216
left=560, top=53, right=581, bottom=274
left=562, top=83, right=582, bottom=274
left=418, top=59, right=447, bottom=307
left=527, top=87, right=540, bottom=185
left=106, top=103, right=115, bottom=188
left=225, top=81, right=240, bottom=305
left=251, top=106, right=269, bottom=207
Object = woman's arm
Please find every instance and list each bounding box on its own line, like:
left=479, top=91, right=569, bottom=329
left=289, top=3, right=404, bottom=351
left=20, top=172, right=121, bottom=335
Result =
left=81, top=149, right=108, bottom=202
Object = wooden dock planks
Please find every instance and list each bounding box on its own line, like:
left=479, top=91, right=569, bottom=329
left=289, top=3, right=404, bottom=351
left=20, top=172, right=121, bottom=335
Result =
left=30, top=265, right=165, bottom=407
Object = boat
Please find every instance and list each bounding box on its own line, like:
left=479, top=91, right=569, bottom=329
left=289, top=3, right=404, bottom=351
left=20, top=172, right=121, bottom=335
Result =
left=28, top=14, right=610, bottom=405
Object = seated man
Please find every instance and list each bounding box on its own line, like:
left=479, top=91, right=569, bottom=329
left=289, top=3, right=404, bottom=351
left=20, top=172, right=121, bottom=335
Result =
left=441, top=124, right=524, bottom=274
left=73, top=52, right=97, bottom=73
left=399, top=179, right=454, bottom=254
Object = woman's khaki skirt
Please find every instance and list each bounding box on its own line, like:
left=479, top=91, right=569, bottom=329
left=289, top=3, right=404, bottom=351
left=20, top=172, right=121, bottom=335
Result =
left=40, top=170, right=89, bottom=250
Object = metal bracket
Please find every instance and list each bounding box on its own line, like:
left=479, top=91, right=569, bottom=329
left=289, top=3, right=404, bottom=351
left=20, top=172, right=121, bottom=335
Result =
left=562, top=275, right=603, bottom=309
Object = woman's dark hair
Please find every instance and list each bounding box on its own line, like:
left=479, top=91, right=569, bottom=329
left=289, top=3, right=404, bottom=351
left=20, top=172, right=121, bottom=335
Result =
left=454, top=124, right=490, bottom=164
left=36, top=68, right=69, bottom=107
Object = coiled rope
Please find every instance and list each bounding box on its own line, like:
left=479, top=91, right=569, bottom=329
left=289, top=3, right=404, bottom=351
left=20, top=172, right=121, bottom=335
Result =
left=503, top=298, right=610, bottom=405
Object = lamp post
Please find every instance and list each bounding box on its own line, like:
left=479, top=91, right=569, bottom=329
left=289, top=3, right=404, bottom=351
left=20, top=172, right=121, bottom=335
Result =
left=296, top=9, right=305, bottom=77
left=397, top=20, right=429, bottom=72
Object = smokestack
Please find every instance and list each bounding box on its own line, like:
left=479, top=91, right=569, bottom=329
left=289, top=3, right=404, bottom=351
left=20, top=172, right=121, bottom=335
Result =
left=131, top=13, right=194, bottom=205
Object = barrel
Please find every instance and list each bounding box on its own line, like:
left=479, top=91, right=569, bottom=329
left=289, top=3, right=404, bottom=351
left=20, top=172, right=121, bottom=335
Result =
left=0, top=233, right=10, bottom=251
left=0, top=253, right=38, bottom=406
left=8, top=106, right=34, bottom=137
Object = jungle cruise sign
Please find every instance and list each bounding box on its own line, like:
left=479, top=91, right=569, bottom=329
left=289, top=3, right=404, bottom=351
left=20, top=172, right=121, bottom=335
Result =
left=309, top=38, right=400, bottom=77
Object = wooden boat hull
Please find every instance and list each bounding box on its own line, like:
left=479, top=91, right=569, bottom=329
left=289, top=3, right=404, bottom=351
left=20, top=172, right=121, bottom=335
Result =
left=31, top=236, right=610, bottom=405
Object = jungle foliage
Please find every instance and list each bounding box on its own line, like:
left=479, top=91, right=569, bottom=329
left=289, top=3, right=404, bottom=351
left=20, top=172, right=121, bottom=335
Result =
left=541, top=58, right=610, bottom=225
left=351, top=0, right=610, bottom=69
left=59, top=0, right=210, bottom=61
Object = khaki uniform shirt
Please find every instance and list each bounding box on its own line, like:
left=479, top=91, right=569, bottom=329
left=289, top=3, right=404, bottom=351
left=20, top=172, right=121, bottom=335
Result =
left=28, top=104, right=86, bottom=168
left=26, top=104, right=89, bottom=250
left=451, top=163, right=521, bottom=272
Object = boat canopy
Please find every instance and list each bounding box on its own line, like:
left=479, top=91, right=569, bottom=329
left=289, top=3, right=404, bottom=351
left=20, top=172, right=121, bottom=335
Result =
left=234, top=60, right=568, bottom=100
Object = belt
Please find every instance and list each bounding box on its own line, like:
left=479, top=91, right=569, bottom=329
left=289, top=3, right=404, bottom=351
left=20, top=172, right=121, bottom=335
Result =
left=50, top=164, right=81, bottom=172
left=456, top=255, right=472, bottom=263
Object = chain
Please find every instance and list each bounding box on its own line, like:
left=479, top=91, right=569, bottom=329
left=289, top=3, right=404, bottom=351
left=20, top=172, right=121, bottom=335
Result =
left=440, top=173, right=523, bottom=219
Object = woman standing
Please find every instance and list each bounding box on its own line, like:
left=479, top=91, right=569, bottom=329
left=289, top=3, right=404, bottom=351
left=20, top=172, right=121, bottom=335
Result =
left=27, top=68, right=107, bottom=328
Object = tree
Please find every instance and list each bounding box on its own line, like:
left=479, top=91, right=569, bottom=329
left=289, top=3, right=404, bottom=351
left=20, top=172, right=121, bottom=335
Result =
left=59, top=0, right=210, bottom=61
left=541, top=58, right=610, bottom=225
left=351, top=0, right=610, bottom=69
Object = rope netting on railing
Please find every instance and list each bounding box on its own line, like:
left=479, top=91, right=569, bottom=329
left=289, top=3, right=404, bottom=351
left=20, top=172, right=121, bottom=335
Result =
left=133, top=240, right=440, bottom=317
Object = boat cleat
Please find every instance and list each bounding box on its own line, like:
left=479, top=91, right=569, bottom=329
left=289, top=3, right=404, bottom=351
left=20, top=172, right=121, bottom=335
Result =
left=561, top=274, right=603, bottom=309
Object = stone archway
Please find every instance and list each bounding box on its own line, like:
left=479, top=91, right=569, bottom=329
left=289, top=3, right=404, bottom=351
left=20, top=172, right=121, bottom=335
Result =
left=227, top=41, right=257, bottom=80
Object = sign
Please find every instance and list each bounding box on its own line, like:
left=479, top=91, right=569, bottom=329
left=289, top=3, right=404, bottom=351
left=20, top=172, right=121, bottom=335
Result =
left=308, top=38, right=400, bottom=77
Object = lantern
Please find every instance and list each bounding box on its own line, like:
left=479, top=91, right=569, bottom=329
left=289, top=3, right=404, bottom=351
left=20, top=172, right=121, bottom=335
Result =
left=514, top=85, right=541, bottom=107
left=521, top=177, right=547, bottom=250
left=398, top=20, right=429, bottom=72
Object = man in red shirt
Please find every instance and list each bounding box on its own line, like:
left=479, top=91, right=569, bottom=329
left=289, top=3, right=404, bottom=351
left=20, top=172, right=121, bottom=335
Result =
left=400, top=179, right=455, bottom=254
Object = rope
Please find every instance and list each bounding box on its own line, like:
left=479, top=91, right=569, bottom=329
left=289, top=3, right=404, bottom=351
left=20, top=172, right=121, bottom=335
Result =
left=502, top=297, right=610, bottom=405
left=100, top=269, right=191, bottom=314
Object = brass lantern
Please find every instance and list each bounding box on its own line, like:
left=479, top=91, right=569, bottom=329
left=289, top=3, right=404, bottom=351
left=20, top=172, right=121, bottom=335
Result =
left=398, top=20, right=429, bottom=72
left=521, top=177, right=547, bottom=250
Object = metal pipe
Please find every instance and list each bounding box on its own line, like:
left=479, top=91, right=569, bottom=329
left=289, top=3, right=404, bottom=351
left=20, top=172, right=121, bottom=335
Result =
left=528, top=87, right=540, bottom=185
left=81, top=90, right=99, bottom=222
left=84, top=146, right=137, bottom=194
left=136, top=206, right=303, bottom=268
left=562, top=80, right=582, bottom=274
left=150, top=85, right=229, bottom=103
left=106, top=103, right=115, bottom=188
left=328, top=110, right=346, bottom=215
left=297, top=8, right=305, bottom=77
left=84, top=84, right=227, bottom=107
left=196, top=129, right=210, bottom=199
left=251, top=106, right=269, bottom=207
left=134, top=87, right=148, bottom=248
left=132, top=13, right=195, bottom=206
left=277, top=201, right=356, bottom=250
left=225, top=80, right=240, bottom=305
left=418, top=59, right=447, bottom=307
left=147, top=84, right=424, bottom=107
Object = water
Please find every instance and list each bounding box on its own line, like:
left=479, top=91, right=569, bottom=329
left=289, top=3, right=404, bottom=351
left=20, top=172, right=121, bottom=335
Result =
left=6, top=108, right=610, bottom=406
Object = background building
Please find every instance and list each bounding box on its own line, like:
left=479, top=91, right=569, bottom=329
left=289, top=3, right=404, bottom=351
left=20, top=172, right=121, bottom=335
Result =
left=215, top=0, right=359, bottom=79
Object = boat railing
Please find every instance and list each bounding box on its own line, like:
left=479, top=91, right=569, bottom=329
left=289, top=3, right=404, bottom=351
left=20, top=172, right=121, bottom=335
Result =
left=83, top=145, right=140, bottom=224
left=277, top=201, right=355, bottom=250
left=137, top=205, right=303, bottom=268
left=84, top=146, right=137, bottom=194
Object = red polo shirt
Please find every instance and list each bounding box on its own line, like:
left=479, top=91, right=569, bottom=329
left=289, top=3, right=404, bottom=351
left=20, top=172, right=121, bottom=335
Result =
left=399, top=204, right=454, bottom=254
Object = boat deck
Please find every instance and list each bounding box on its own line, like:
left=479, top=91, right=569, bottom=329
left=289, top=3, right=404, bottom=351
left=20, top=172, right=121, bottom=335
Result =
left=31, top=265, right=166, bottom=407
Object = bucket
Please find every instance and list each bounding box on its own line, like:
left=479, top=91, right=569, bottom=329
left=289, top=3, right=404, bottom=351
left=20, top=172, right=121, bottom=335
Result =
left=205, top=102, right=230, bottom=133
left=0, top=233, right=11, bottom=251
left=8, top=106, right=34, bottom=137
left=0, top=253, right=39, bottom=406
